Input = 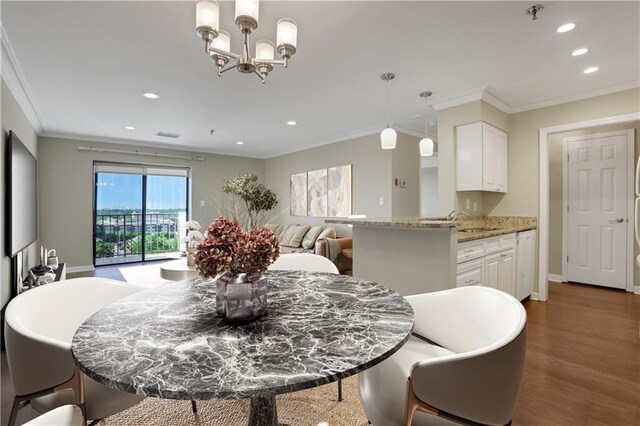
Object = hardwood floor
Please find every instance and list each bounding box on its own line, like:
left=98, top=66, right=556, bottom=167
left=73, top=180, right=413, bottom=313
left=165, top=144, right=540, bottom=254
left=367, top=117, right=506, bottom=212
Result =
left=513, top=282, right=640, bottom=425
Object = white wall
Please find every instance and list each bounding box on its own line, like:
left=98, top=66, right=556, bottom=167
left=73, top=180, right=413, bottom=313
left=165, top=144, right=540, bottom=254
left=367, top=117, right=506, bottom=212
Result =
left=38, top=136, right=264, bottom=270
left=1, top=78, right=39, bottom=308
left=420, top=167, right=438, bottom=216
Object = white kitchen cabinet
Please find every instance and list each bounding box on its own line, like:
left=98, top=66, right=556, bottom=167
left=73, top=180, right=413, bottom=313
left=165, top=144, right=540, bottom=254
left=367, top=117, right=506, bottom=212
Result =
left=484, top=253, right=500, bottom=289
left=483, top=249, right=515, bottom=294
left=516, top=230, right=536, bottom=300
left=456, top=258, right=484, bottom=287
left=456, top=121, right=508, bottom=193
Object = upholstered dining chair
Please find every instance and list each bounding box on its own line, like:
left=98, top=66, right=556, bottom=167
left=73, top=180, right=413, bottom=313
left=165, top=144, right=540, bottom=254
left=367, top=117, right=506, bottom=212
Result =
left=359, top=286, right=527, bottom=426
left=268, top=253, right=345, bottom=401
left=23, top=405, right=84, bottom=426
left=268, top=252, right=340, bottom=274
left=4, top=278, right=146, bottom=426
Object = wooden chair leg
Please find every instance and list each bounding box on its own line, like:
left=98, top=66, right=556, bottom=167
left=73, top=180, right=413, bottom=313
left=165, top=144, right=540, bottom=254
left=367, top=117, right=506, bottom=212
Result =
left=404, top=378, right=438, bottom=426
left=337, top=379, right=343, bottom=402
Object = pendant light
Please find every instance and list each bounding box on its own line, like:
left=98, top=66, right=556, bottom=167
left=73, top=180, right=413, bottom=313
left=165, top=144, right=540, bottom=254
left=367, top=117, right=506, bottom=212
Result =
left=380, top=73, right=397, bottom=150
left=419, top=91, right=434, bottom=156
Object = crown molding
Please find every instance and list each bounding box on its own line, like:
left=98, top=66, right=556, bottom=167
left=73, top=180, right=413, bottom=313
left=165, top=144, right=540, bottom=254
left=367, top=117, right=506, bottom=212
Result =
left=431, top=87, right=487, bottom=112
left=508, top=80, right=640, bottom=114
left=480, top=88, right=513, bottom=114
left=1, top=27, right=45, bottom=133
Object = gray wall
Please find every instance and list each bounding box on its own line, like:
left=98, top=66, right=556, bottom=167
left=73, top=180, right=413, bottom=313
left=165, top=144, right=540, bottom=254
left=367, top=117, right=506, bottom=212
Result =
left=265, top=132, right=421, bottom=236
left=38, top=137, right=264, bottom=270
left=1, top=78, right=39, bottom=308
left=548, top=121, right=640, bottom=276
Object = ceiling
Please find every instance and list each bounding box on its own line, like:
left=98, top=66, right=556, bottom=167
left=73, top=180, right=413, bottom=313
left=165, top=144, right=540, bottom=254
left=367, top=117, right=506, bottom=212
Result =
left=2, top=1, right=639, bottom=158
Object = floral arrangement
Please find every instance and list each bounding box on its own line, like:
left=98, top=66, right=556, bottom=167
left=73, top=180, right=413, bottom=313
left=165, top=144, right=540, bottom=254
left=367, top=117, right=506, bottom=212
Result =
left=195, top=216, right=280, bottom=278
left=181, top=220, right=204, bottom=249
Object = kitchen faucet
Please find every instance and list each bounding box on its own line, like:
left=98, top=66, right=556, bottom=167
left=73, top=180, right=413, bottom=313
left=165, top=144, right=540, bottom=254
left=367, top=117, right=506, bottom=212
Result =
left=447, top=210, right=469, bottom=222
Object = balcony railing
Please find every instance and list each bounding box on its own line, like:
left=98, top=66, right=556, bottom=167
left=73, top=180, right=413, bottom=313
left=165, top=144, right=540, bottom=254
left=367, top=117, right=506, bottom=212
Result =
left=95, top=213, right=182, bottom=264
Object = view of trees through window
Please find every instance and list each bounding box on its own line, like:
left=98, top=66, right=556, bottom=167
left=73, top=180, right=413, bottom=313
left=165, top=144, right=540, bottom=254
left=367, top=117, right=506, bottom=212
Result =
left=94, top=171, right=188, bottom=265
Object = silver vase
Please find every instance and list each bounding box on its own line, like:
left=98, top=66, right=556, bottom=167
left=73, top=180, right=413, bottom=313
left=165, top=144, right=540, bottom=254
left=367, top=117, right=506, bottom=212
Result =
left=215, top=272, right=268, bottom=322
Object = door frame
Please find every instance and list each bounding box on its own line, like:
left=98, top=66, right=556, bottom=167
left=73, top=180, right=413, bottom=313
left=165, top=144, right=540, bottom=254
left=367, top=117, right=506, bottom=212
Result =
left=538, top=112, right=640, bottom=301
left=561, top=129, right=635, bottom=289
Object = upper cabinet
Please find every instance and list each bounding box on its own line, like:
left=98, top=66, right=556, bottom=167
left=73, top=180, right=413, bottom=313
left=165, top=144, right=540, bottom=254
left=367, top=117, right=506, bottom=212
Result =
left=456, top=121, right=508, bottom=193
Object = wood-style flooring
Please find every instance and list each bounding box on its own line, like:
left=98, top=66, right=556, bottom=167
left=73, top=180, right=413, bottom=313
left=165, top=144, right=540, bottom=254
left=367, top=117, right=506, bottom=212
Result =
left=2, top=272, right=639, bottom=425
left=513, top=282, right=639, bottom=425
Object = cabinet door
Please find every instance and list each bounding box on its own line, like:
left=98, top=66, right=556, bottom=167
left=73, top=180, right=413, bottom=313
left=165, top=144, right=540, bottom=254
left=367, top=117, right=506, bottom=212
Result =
left=498, top=249, right=516, bottom=295
left=496, top=129, right=508, bottom=193
left=482, top=124, right=497, bottom=191
left=485, top=253, right=500, bottom=289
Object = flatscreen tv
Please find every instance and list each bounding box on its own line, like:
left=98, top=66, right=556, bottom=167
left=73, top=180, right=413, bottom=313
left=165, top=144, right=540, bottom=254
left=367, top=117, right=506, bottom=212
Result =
left=6, top=131, right=37, bottom=257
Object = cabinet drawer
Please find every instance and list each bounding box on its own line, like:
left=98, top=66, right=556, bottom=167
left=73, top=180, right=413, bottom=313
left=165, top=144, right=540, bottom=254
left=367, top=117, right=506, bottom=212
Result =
left=500, top=233, right=516, bottom=249
left=457, top=240, right=484, bottom=263
left=457, top=259, right=484, bottom=287
left=483, top=236, right=501, bottom=254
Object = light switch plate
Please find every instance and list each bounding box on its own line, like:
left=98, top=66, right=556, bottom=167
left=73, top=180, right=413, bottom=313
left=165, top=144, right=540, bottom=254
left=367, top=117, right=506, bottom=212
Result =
left=465, top=199, right=471, bottom=209
left=200, top=200, right=205, bottom=207
left=379, top=196, right=384, bottom=206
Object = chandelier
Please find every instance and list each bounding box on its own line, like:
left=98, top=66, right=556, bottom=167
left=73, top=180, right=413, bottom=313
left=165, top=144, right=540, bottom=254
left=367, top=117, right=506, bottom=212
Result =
left=195, top=0, right=298, bottom=83
left=419, top=91, right=435, bottom=156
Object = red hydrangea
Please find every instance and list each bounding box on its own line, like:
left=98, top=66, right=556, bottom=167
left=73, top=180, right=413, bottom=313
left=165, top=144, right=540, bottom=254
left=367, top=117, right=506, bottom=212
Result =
left=195, top=216, right=280, bottom=278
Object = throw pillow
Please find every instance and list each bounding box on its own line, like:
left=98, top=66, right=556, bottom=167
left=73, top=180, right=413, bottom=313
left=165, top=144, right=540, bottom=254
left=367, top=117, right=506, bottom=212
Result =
left=278, top=224, right=296, bottom=244
left=317, top=227, right=337, bottom=240
left=301, top=226, right=324, bottom=249
left=265, top=223, right=283, bottom=238
left=287, top=225, right=311, bottom=247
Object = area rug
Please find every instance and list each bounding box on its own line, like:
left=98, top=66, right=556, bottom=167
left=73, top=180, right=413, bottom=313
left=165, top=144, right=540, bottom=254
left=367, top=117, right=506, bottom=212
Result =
left=119, top=263, right=174, bottom=288
left=102, top=376, right=368, bottom=426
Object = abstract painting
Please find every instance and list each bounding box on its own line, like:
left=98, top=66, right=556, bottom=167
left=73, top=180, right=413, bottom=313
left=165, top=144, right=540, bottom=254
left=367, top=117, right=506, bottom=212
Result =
left=307, top=168, right=327, bottom=217
left=328, top=164, right=352, bottom=217
left=290, top=172, right=307, bottom=216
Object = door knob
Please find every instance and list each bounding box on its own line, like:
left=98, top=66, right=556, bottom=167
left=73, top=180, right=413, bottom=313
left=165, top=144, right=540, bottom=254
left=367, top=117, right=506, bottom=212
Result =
left=609, top=217, right=625, bottom=223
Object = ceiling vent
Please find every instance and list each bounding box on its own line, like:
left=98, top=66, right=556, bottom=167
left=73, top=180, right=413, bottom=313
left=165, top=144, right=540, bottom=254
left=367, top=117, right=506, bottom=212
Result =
left=156, top=131, right=181, bottom=139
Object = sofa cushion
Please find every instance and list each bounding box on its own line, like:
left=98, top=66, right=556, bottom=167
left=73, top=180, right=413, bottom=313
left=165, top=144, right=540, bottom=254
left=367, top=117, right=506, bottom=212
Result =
left=265, top=223, right=284, bottom=238
left=301, top=226, right=324, bottom=249
left=277, top=225, right=295, bottom=244
left=280, top=225, right=311, bottom=247
left=317, top=227, right=337, bottom=240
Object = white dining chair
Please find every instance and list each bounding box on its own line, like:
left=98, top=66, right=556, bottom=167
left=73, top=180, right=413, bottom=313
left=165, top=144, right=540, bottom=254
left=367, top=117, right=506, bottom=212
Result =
left=4, top=278, right=146, bottom=426
left=268, top=253, right=340, bottom=274
left=268, top=253, right=344, bottom=401
left=359, top=286, right=527, bottom=426
left=23, top=405, right=84, bottom=426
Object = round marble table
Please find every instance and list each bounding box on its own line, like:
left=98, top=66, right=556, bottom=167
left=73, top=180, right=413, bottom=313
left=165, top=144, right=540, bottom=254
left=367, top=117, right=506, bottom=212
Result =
left=159, top=259, right=198, bottom=281
left=71, top=271, right=414, bottom=425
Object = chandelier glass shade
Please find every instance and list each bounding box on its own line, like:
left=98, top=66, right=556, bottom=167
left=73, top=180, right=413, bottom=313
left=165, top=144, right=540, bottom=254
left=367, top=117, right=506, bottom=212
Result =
left=195, top=0, right=298, bottom=83
left=420, top=137, right=434, bottom=156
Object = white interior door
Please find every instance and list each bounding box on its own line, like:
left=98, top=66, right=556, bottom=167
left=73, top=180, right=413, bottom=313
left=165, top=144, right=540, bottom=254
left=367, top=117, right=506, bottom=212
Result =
left=566, top=132, right=630, bottom=289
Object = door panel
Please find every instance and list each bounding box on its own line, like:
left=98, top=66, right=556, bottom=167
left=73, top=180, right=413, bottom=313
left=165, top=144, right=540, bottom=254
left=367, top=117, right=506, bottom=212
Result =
left=498, top=250, right=515, bottom=295
left=567, top=133, right=628, bottom=288
left=485, top=253, right=500, bottom=289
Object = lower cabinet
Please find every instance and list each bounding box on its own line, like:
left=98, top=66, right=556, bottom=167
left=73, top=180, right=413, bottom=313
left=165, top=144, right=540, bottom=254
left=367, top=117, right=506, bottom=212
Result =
left=457, top=233, right=518, bottom=297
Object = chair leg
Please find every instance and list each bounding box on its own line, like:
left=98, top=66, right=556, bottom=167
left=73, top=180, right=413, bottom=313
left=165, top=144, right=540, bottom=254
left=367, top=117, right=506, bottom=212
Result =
left=191, top=400, right=198, bottom=413
left=337, top=379, right=343, bottom=402
left=8, top=396, right=21, bottom=426
left=404, top=378, right=438, bottom=426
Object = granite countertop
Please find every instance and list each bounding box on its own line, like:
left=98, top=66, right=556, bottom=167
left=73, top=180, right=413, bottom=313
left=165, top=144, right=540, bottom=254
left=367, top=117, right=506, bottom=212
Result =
left=72, top=271, right=414, bottom=401
left=457, top=216, right=537, bottom=242
left=325, top=216, right=537, bottom=240
left=325, top=217, right=457, bottom=229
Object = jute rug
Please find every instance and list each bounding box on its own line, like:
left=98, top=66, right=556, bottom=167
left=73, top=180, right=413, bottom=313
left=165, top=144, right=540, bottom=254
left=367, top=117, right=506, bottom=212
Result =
left=102, top=375, right=368, bottom=425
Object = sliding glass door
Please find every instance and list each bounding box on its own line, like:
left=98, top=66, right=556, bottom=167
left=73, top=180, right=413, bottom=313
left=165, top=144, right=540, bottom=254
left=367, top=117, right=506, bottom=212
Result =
left=93, top=163, right=189, bottom=266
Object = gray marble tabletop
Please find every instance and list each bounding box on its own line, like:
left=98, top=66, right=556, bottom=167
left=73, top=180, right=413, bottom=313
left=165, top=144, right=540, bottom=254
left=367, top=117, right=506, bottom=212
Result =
left=71, top=271, right=414, bottom=424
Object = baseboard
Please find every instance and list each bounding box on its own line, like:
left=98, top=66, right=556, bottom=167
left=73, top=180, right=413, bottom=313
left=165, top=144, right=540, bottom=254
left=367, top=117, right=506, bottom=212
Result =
left=66, top=265, right=95, bottom=273
left=634, top=286, right=640, bottom=295
left=530, top=292, right=539, bottom=301
left=547, top=274, right=564, bottom=283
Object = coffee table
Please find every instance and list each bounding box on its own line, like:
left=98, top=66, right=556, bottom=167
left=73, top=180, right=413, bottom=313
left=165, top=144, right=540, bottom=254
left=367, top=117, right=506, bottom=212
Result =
left=72, top=271, right=414, bottom=425
left=159, top=259, right=198, bottom=281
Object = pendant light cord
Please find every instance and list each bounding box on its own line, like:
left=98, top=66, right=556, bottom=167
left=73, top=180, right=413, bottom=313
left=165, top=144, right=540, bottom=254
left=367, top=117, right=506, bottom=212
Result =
left=386, top=79, right=390, bottom=127
left=424, top=97, right=428, bottom=136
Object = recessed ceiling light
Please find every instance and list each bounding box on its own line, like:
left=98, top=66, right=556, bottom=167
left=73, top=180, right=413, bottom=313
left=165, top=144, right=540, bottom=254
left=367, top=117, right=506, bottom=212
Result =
left=125, top=126, right=136, bottom=130
left=557, top=23, right=576, bottom=33
left=143, top=92, right=160, bottom=99
left=287, top=121, right=297, bottom=126
left=584, top=66, right=599, bottom=74
left=236, top=141, right=244, bottom=145
left=572, top=48, right=589, bottom=56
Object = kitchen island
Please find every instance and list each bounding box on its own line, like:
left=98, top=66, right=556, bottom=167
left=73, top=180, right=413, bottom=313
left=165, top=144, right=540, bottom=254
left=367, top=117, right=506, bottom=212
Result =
left=325, top=218, right=458, bottom=295
left=325, top=216, right=538, bottom=296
